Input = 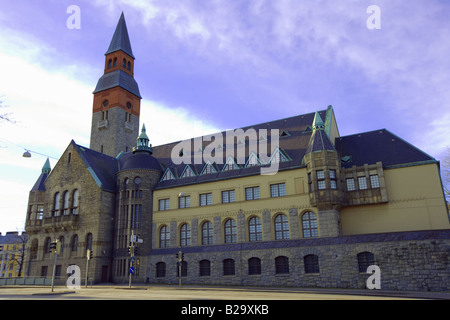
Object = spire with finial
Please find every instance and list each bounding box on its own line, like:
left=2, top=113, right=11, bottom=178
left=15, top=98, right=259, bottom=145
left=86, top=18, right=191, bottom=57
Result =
left=105, top=12, right=135, bottom=58
left=42, top=158, right=51, bottom=174
left=312, top=112, right=325, bottom=131
left=133, top=124, right=153, bottom=154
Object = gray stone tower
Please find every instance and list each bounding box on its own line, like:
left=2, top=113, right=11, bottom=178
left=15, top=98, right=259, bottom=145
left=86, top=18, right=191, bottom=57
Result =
left=90, top=12, right=141, bottom=158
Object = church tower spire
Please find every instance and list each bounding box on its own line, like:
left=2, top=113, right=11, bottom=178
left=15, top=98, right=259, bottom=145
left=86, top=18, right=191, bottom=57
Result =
left=90, top=12, right=141, bottom=157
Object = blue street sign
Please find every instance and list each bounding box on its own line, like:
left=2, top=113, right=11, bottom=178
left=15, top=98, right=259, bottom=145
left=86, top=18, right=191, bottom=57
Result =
left=129, top=266, right=135, bottom=274
left=130, top=257, right=135, bottom=262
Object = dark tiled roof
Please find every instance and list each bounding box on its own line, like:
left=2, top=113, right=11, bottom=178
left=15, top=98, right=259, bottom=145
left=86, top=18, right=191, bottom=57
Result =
left=152, top=110, right=328, bottom=189
left=335, top=129, right=436, bottom=169
left=31, top=172, right=49, bottom=191
left=306, top=128, right=335, bottom=153
left=105, top=12, right=135, bottom=58
left=72, top=142, right=119, bottom=192
left=119, top=151, right=164, bottom=172
left=93, top=69, right=141, bottom=98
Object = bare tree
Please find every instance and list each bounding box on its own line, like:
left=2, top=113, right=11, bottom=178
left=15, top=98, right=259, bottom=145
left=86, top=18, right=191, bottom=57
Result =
left=0, top=98, right=15, bottom=124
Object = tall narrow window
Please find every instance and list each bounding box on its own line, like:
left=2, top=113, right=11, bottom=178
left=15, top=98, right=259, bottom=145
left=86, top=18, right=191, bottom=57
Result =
left=370, top=175, right=380, bottom=188
left=202, top=221, right=213, bottom=245
left=302, top=212, right=318, bottom=238
left=180, top=223, right=191, bottom=247
left=224, top=219, right=237, bottom=243
left=159, top=226, right=170, bottom=248
left=274, top=214, right=290, bottom=240
left=248, top=217, right=262, bottom=242
left=358, top=176, right=368, bottom=190
left=53, top=192, right=61, bottom=217
left=330, top=170, right=337, bottom=189
left=62, top=191, right=69, bottom=215
left=317, top=170, right=326, bottom=190
left=71, top=235, right=78, bottom=252
left=156, top=262, right=166, bottom=278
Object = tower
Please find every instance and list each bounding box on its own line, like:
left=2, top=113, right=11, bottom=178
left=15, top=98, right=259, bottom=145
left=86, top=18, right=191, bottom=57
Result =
left=90, top=12, right=142, bottom=157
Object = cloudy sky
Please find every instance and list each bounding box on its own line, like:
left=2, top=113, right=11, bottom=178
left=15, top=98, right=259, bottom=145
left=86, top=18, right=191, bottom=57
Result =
left=0, top=0, right=449, bottom=234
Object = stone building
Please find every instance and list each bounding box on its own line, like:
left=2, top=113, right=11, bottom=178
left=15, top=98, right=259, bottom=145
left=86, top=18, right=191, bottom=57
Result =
left=23, top=13, right=450, bottom=291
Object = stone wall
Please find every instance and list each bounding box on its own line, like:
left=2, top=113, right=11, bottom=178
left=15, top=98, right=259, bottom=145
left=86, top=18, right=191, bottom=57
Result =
left=146, top=230, right=450, bottom=292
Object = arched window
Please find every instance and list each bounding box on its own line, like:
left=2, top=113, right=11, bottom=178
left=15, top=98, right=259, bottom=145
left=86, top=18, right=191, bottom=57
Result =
left=248, top=257, right=261, bottom=275
left=224, top=219, right=237, bottom=243
left=199, top=260, right=211, bottom=276
left=71, top=234, right=78, bottom=252
left=180, top=223, right=191, bottom=246
left=71, top=189, right=79, bottom=215
left=30, top=239, right=38, bottom=260
left=357, top=252, right=375, bottom=272
left=223, top=259, right=235, bottom=276
left=59, top=236, right=65, bottom=255
left=275, top=256, right=289, bottom=274
left=302, top=211, right=318, bottom=238
left=44, top=237, right=52, bottom=255
left=201, top=221, right=213, bottom=245
left=86, top=233, right=93, bottom=251
left=159, top=225, right=170, bottom=248
left=122, top=58, right=126, bottom=68
left=304, top=254, right=320, bottom=274
left=156, top=262, right=166, bottom=277
left=113, top=57, right=117, bottom=66
left=53, top=192, right=60, bottom=216
left=248, top=217, right=262, bottom=242
left=107, top=59, right=112, bottom=68
left=274, top=214, right=289, bottom=240
left=62, top=191, right=69, bottom=215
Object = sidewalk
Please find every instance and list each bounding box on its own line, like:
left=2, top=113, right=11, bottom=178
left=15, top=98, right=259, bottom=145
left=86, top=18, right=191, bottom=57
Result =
left=1, top=284, right=448, bottom=300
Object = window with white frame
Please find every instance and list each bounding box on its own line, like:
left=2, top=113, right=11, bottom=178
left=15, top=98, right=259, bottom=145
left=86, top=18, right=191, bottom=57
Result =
left=346, top=178, right=356, bottom=191
left=317, top=170, right=326, bottom=190
left=358, top=176, right=368, bottom=190
left=370, top=175, right=380, bottom=188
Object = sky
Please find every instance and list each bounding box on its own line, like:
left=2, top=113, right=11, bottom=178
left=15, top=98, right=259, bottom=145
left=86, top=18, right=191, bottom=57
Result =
left=0, top=0, right=450, bottom=234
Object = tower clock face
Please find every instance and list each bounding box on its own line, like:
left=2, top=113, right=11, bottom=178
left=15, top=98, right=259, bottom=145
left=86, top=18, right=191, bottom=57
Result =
left=126, top=102, right=132, bottom=109
left=102, top=100, right=109, bottom=107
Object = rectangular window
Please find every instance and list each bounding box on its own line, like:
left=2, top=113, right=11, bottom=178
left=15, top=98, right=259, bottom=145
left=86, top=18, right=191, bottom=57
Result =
left=178, top=196, right=191, bottom=209
left=200, top=193, right=212, bottom=206
left=158, top=199, right=170, bottom=211
left=330, top=170, right=337, bottom=190
left=37, top=205, right=44, bottom=220
left=346, top=178, right=355, bottom=191
left=245, top=187, right=260, bottom=200
left=370, top=175, right=380, bottom=188
left=222, top=190, right=235, bottom=203
left=317, top=170, right=326, bottom=190
left=358, top=177, right=368, bottom=190
left=270, top=183, right=286, bottom=197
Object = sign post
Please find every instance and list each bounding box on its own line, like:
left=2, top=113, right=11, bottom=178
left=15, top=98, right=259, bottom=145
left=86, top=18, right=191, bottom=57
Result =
left=50, top=239, right=60, bottom=292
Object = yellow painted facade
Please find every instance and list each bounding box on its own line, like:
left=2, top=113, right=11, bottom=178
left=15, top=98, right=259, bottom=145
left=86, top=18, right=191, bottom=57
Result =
left=341, top=163, right=450, bottom=235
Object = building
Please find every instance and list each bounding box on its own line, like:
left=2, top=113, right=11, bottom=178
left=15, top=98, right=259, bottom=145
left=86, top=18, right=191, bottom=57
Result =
left=24, top=13, right=450, bottom=291
left=0, top=232, right=28, bottom=278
